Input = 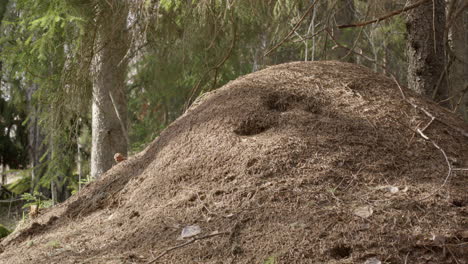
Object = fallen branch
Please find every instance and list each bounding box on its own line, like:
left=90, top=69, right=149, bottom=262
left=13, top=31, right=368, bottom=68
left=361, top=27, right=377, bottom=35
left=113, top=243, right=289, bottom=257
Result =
left=147, top=231, right=229, bottom=264
left=337, top=0, right=431, bottom=29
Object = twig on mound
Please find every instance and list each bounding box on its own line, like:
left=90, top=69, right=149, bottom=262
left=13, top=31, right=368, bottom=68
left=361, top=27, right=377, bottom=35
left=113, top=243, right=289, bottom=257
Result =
left=391, top=76, right=467, bottom=200
left=326, top=22, right=468, bottom=199
left=147, top=231, right=229, bottom=264
left=327, top=27, right=468, bottom=138
left=416, top=128, right=453, bottom=199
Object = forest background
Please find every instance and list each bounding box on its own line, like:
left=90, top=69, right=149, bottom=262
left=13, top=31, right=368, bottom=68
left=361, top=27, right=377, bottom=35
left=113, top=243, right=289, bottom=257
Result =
left=0, top=0, right=466, bottom=209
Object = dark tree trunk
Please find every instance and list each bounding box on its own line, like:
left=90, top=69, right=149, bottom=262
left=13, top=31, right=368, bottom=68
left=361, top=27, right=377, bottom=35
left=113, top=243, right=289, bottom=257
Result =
left=26, top=84, right=47, bottom=193
left=448, top=0, right=468, bottom=119
left=406, top=0, right=447, bottom=101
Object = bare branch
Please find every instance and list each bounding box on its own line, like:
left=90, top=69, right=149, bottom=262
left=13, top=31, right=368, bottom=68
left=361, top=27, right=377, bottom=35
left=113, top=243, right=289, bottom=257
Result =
left=337, top=0, right=431, bottom=29
left=264, top=0, right=319, bottom=57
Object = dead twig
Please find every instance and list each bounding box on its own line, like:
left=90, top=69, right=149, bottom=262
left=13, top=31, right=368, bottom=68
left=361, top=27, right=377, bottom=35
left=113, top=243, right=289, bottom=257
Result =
left=337, top=0, right=431, bottom=29
left=452, top=85, right=468, bottom=113
left=0, top=198, right=22, bottom=203
left=445, top=1, right=468, bottom=32
left=147, top=231, right=229, bottom=264
left=184, top=11, right=237, bottom=111
left=327, top=18, right=468, bottom=201
left=392, top=76, right=466, bottom=200
left=264, top=0, right=318, bottom=57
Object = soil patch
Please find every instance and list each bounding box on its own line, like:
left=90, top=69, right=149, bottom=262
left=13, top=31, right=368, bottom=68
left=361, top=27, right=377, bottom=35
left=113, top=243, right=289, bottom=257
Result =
left=1, top=61, right=467, bottom=263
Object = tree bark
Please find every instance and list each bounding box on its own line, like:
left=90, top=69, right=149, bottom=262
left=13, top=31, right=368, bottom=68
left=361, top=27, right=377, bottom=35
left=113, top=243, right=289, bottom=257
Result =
left=448, top=1, right=468, bottom=119
left=0, top=2, right=9, bottom=184
left=26, top=84, right=46, bottom=192
left=77, top=131, right=83, bottom=190
left=1, top=162, right=5, bottom=186
left=406, top=0, right=447, bottom=100
left=90, top=1, right=129, bottom=179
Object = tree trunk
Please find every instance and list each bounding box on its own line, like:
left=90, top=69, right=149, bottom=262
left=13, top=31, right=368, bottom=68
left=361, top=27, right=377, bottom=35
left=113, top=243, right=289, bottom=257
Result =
left=0, top=2, right=9, bottom=185
left=26, top=83, right=46, bottom=192
left=0, top=0, right=9, bottom=25
left=406, top=0, right=447, bottom=100
left=448, top=1, right=468, bottom=119
left=1, top=161, right=5, bottom=186
left=77, top=132, right=83, bottom=190
left=90, top=1, right=129, bottom=179
left=51, top=180, right=57, bottom=205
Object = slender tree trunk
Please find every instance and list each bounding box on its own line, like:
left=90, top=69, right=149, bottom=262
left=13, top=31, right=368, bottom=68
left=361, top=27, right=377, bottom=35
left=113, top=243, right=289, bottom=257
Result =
left=406, top=0, right=447, bottom=101
left=310, top=4, right=317, bottom=61
left=51, top=181, right=57, bottom=205
left=77, top=132, right=83, bottom=190
left=0, top=2, right=9, bottom=185
left=252, top=32, right=270, bottom=72
left=26, top=83, right=46, bottom=192
left=91, top=1, right=129, bottom=179
left=0, top=0, right=8, bottom=24
left=448, top=1, right=468, bottom=119
left=1, top=161, right=5, bottom=186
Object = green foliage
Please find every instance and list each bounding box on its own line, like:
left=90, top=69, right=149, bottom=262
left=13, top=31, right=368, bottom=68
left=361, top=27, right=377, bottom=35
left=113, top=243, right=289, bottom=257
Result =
left=5, top=171, right=31, bottom=195
left=0, top=91, right=28, bottom=169
left=46, top=240, right=61, bottom=248
left=0, top=0, right=95, bottom=201
left=0, top=224, right=12, bottom=238
left=1, top=0, right=93, bottom=132
left=21, top=191, right=53, bottom=209
left=263, top=256, right=277, bottom=264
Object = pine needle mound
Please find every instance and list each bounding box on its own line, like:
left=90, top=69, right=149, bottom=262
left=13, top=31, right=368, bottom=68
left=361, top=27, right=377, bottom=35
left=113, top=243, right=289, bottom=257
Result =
left=1, top=61, right=467, bottom=264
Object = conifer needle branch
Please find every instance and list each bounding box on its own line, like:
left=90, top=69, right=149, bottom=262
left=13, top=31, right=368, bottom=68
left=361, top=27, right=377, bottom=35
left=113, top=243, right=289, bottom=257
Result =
left=264, top=0, right=318, bottom=57
left=337, top=0, right=431, bottom=29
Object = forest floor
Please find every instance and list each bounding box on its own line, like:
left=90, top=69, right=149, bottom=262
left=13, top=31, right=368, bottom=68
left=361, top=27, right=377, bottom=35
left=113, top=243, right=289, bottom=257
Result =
left=0, top=61, right=467, bottom=263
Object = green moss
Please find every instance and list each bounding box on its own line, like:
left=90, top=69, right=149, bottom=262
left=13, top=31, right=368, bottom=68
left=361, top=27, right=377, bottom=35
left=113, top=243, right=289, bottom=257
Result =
left=0, top=224, right=12, bottom=238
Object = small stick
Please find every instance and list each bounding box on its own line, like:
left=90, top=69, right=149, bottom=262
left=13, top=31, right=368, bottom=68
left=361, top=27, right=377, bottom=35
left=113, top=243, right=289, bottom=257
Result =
left=416, top=129, right=454, bottom=201
left=147, top=232, right=229, bottom=264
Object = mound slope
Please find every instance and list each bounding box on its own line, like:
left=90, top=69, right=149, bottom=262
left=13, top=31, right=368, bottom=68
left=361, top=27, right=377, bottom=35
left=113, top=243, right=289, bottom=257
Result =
left=1, top=61, right=467, bottom=264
